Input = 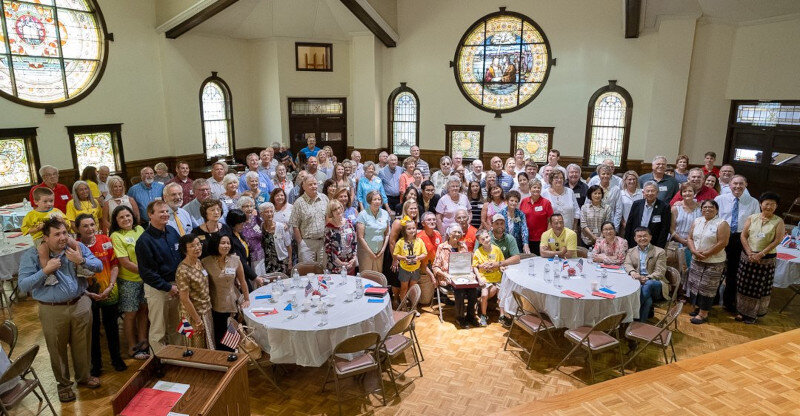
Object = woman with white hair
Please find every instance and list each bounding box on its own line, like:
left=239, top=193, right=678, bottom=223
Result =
left=242, top=171, right=268, bottom=205
left=102, top=175, right=140, bottom=234
left=614, top=170, right=643, bottom=236
left=237, top=196, right=265, bottom=275
left=436, top=175, right=471, bottom=235
left=220, top=173, right=240, bottom=212
left=65, top=180, right=101, bottom=231
left=432, top=223, right=478, bottom=328
left=430, top=156, right=454, bottom=194
left=260, top=202, right=292, bottom=273
left=153, top=162, right=173, bottom=184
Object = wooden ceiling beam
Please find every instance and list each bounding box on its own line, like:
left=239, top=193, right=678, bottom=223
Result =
left=625, top=0, right=642, bottom=38
left=165, top=0, right=240, bottom=39
left=339, top=0, right=397, bottom=47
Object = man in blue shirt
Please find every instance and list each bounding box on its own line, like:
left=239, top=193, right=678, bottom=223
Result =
left=18, top=217, right=103, bottom=400
left=128, top=166, right=165, bottom=224
left=488, top=156, right=514, bottom=193
left=136, top=200, right=182, bottom=353
left=238, top=153, right=274, bottom=195
left=298, top=136, right=319, bottom=161
left=378, top=154, right=402, bottom=209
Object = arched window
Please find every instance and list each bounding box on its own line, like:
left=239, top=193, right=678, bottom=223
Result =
left=200, top=72, right=234, bottom=160
left=0, top=0, right=110, bottom=109
left=584, top=80, right=632, bottom=167
left=387, top=82, right=419, bottom=157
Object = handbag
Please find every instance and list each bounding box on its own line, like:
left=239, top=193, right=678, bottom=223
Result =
left=236, top=322, right=263, bottom=360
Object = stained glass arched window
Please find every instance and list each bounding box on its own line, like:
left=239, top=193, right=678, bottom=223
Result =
left=452, top=9, right=552, bottom=116
left=584, top=80, right=633, bottom=167
left=0, top=127, right=38, bottom=190
left=200, top=72, right=234, bottom=160
left=387, top=82, right=419, bottom=157
left=0, top=0, right=109, bottom=108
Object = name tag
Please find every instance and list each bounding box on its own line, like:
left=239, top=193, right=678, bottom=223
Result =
left=574, top=194, right=580, bottom=199
left=189, top=189, right=194, bottom=195
left=198, top=235, right=206, bottom=240
left=658, top=186, right=667, bottom=192
left=548, top=238, right=555, bottom=243
left=709, top=227, right=717, bottom=234
left=102, top=242, right=113, bottom=250
left=757, top=233, right=766, bottom=239
left=224, top=267, right=236, bottom=275
left=124, top=237, right=134, bottom=244
left=202, top=269, right=208, bottom=276
left=534, top=206, right=543, bottom=212
left=652, top=215, right=661, bottom=223
left=223, top=198, right=232, bottom=204
left=260, top=182, right=266, bottom=189
left=253, top=224, right=261, bottom=232
left=174, top=243, right=179, bottom=250
left=155, top=197, right=162, bottom=200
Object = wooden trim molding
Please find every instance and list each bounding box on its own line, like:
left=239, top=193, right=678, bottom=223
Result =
left=164, top=0, right=239, bottom=39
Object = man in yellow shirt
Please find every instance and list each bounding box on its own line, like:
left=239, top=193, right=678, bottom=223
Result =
left=21, top=187, right=65, bottom=241
left=473, top=229, right=505, bottom=326
left=540, top=213, right=578, bottom=259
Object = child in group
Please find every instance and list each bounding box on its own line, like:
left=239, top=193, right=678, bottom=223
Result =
left=472, top=229, right=506, bottom=327
left=702, top=151, right=719, bottom=177
left=392, top=216, right=427, bottom=309
left=21, top=187, right=65, bottom=242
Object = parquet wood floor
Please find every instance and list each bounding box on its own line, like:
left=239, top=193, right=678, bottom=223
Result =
left=5, top=286, right=800, bottom=416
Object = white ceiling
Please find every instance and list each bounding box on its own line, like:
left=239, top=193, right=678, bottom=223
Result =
left=642, top=0, right=800, bottom=30
left=192, top=0, right=368, bottom=40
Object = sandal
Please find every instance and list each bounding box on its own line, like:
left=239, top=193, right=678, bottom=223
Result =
left=131, top=350, right=150, bottom=360
left=58, top=388, right=76, bottom=403
left=690, top=316, right=708, bottom=325
left=689, top=308, right=700, bottom=317
left=78, top=376, right=101, bottom=389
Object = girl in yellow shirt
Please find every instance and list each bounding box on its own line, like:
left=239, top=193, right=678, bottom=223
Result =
left=393, top=216, right=427, bottom=305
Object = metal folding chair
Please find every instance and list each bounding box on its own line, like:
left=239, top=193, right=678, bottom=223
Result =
left=780, top=284, right=800, bottom=313
left=0, top=320, right=17, bottom=358
left=503, top=291, right=560, bottom=369
left=555, top=312, right=627, bottom=384
left=295, top=262, right=323, bottom=276
left=321, top=332, right=386, bottom=415
left=0, top=345, right=57, bottom=416
left=360, top=270, right=388, bottom=287
left=624, top=301, right=683, bottom=369
left=378, top=312, right=422, bottom=398
left=393, top=285, right=423, bottom=361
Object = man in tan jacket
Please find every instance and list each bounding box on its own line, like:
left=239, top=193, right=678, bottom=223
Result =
left=624, top=227, right=669, bottom=322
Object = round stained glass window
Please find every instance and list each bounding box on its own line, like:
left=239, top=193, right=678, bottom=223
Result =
left=0, top=0, right=108, bottom=108
left=453, top=10, right=552, bottom=115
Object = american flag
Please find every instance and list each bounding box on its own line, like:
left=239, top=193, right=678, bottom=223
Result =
left=577, top=259, right=584, bottom=273
left=177, top=318, right=194, bottom=338
left=221, top=318, right=241, bottom=350
left=305, top=281, right=314, bottom=297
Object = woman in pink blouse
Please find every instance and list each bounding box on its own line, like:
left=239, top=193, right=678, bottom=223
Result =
left=592, top=221, right=628, bottom=265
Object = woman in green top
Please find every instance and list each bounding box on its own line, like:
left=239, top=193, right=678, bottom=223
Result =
left=736, top=192, right=786, bottom=324
left=110, top=205, right=149, bottom=359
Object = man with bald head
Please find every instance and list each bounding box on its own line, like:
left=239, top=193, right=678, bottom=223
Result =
left=127, top=167, right=165, bottom=223
left=587, top=159, right=621, bottom=189
left=163, top=183, right=193, bottom=236
left=29, top=165, right=72, bottom=212
left=351, top=150, right=365, bottom=179
left=486, top=156, right=514, bottom=193
left=97, top=166, right=111, bottom=201
left=289, top=175, right=329, bottom=265
left=669, top=167, right=717, bottom=205
left=638, top=155, right=679, bottom=202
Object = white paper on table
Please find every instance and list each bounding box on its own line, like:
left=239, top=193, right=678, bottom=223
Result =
left=167, top=413, right=189, bottom=416
left=153, top=381, right=190, bottom=396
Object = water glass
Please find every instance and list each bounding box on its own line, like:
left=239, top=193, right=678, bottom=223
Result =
left=601, top=269, right=608, bottom=288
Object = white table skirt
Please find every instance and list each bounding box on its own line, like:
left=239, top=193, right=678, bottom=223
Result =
left=0, top=233, right=34, bottom=279
left=0, top=205, right=31, bottom=231
left=242, top=276, right=394, bottom=367
left=499, top=257, right=641, bottom=329
left=773, top=246, right=800, bottom=288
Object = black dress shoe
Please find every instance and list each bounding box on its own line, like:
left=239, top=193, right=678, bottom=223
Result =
left=457, top=317, right=469, bottom=329
left=467, top=317, right=480, bottom=327
left=113, top=360, right=128, bottom=372
left=689, top=308, right=700, bottom=317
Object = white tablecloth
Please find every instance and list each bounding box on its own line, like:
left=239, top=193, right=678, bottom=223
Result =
left=242, top=276, right=394, bottom=367
left=0, top=233, right=34, bottom=279
left=498, top=257, right=641, bottom=329
left=774, top=246, right=800, bottom=288
left=0, top=205, right=31, bottom=231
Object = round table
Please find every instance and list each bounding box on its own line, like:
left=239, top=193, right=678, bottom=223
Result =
left=0, top=205, right=32, bottom=231
left=773, top=246, right=800, bottom=288
left=242, top=276, right=394, bottom=367
left=498, top=257, right=641, bottom=329
left=0, top=232, right=34, bottom=279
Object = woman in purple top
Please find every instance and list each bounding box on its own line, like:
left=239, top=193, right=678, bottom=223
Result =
left=237, top=196, right=265, bottom=275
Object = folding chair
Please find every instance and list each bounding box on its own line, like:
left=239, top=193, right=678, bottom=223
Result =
left=263, top=272, right=289, bottom=284
left=295, top=262, right=323, bottom=276
left=555, top=312, right=627, bottom=384
left=321, top=332, right=386, bottom=415
left=235, top=321, right=285, bottom=396
left=624, top=301, right=683, bottom=369
left=378, top=312, right=422, bottom=398
left=0, top=345, right=57, bottom=416
left=576, top=247, right=589, bottom=258
left=393, top=285, right=423, bottom=361
left=662, top=267, right=683, bottom=330
left=779, top=284, right=800, bottom=313
left=503, top=291, right=559, bottom=369
left=360, top=270, right=388, bottom=287
left=0, top=320, right=17, bottom=358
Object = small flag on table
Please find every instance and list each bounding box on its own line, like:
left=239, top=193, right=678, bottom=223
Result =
left=177, top=317, right=194, bottom=338
left=220, top=318, right=241, bottom=350
left=305, top=281, right=314, bottom=297
left=780, top=234, right=792, bottom=247
left=562, top=260, right=569, bottom=270
left=577, top=259, right=584, bottom=273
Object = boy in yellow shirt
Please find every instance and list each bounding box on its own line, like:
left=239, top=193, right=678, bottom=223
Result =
left=472, top=229, right=505, bottom=326
left=21, top=187, right=65, bottom=241
left=392, top=216, right=427, bottom=308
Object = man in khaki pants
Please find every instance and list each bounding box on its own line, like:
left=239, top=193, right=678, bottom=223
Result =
left=18, top=218, right=103, bottom=402
left=136, top=200, right=183, bottom=354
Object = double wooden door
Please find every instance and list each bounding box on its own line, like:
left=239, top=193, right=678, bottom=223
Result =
left=288, top=98, right=347, bottom=161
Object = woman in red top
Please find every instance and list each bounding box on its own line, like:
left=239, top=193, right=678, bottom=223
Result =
left=417, top=212, right=443, bottom=287
left=398, top=156, right=417, bottom=195
left=519, top=179, right=553, bottom=256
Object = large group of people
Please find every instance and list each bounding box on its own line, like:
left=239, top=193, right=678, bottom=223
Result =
left=16, top=139, right=794, bottom=402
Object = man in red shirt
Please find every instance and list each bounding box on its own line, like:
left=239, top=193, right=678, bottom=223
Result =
left=455, top=209, right=478, bottom=251
left=670, top=167, right=718, bottom=205
left=519, top=186, right=554, bottom=255
left=167, top=161, right=194, bottom=207
left=702, top=151, right=720, bottom=177
left=29, top=165, right=72, bottom=212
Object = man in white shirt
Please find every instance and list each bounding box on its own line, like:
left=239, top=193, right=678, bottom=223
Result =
left=715, top=175, right=760, bottom=313
left=377, top=151, right=389, bottom=169
left=410, top=146, right=430, bottom=179
left=465, top=159, right=485, bottom=183
left=163, top=183, right=193, bottom=236
left=258, top=147, right=278, bottom=178
left=208, top=160, right=227, bottom=199
left=546, top=149, right=568, bottom=178
left=351, top=150, right=365, bottom=179
left=97, top=165, right=110, bottom=201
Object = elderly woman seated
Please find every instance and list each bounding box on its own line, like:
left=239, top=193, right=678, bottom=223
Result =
left=432, top=224, right=479, bottom=329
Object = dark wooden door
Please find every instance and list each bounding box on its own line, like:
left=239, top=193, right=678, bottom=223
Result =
left=724, top=101, right=800, bottom=215
left=288, top=98, right=347, bottom=161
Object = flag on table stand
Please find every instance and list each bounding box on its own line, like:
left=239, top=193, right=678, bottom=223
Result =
left=177, top=318, right=194, bottom=338
left=577, top=259, right=584, bottom=273
left=562, top=261, right=569, bottom=270
left=221, top=318, right=241, bottom=350
left=305, top=281, right=314, bottom=297
left=780, top=234, right=792, bottom=247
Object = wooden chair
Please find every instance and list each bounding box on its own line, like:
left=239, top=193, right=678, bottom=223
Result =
left=555, top=312, right=627, bottom=384
left=393, top=285, right=423, bottom=361
left=782, top=196, right=800, bottom=225
left=0, top=345, right=57, bottom=416
left=503, top=291, right=559, bottom=369
left=378, top=312, right=422, bottom=398
left=0, top=320, right=17, bottom=358
left=360, top=270, right=388, bottom=287
left=321, top=332, right=386, bottom=415
left=294, top=262, right=323, bottom=276
left=624, top=301, right=683, bottom=368
left=576, top=246, right=589, bottom=259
